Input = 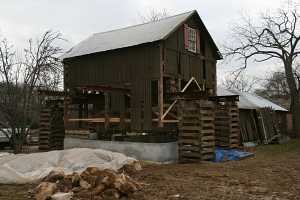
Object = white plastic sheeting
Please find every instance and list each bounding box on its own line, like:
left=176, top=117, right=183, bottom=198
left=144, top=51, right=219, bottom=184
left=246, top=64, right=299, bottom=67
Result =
left=0, top=148, right=136, bottom=184
left=217, top=87, right=288, bottom=111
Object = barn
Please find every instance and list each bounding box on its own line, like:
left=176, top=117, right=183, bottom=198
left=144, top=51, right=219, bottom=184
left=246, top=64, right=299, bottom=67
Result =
left=62, top=10, right=222, bottom=135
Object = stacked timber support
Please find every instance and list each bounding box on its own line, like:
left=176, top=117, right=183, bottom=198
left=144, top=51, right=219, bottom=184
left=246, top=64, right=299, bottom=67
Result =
left=178, top=99, right=215, bottom=163
left=214, top=100, right=240, bottom=148
left=39, top=100, right=65, bottom=151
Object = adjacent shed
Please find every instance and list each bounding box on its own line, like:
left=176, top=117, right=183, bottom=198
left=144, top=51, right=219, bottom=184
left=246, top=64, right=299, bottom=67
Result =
left=217, top=87, right=289, bottom=144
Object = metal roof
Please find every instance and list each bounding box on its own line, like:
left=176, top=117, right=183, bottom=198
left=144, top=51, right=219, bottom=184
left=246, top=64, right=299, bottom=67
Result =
left=62, top=10, right=221, bottom=60
left=217, top=87, right=288, bottom=112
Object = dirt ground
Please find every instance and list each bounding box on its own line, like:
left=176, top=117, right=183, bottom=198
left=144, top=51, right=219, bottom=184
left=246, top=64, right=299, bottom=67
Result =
left=0, top=140, right=299, bottom=200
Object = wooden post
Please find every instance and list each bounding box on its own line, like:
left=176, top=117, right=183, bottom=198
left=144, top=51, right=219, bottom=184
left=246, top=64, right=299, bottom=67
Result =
left=120, top=94, right=126, bottom=134
left=144, top=80, right=152, bottom=131
left=64, top=96, right=69, bottom=127
left=63, top=62, right=69, bottom=128
left=104, top=92, right=110, bottom=131
left=78, top=104, right=83, bottom=128
left=158, top=42, right=165, bottom=127
left=84, top=103, right=88, bottom=118
left=178, top=78, right=181, bottom=91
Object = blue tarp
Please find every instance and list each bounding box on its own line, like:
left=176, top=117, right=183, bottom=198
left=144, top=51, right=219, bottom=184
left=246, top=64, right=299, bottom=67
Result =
left=214, top=148, right=254, bottom=162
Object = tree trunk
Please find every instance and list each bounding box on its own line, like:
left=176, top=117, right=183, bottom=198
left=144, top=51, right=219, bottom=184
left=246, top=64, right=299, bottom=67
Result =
left=284, top=60, right=300, bottom=137
left=290, top=94, right=300, bottom=138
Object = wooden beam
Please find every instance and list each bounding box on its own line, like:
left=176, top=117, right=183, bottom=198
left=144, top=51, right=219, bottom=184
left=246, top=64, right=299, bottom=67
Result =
left=144, top=80, right=152, bottom=131
left=120, top=94, right=126, bottom=133
left=84, top=103, right=88, bottom=118
left=68, top=118, right=178, bottom=123
left=68, top=118, right=130, bottom=123
left=158, top=42, right=165, bottom=127
left=64, top=96, right=70, bottom=127
left=77, top=85, right=130, bottom=94
left=78, top=104, right=83, bottom=128
left=104, top=92, right=110, bottom=131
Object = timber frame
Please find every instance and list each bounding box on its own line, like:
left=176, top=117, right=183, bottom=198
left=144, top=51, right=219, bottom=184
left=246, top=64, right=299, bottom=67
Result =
left=63, top=10, right=222, bottom=134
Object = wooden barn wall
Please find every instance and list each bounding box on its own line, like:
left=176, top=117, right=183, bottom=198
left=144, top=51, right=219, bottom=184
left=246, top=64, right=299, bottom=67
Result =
left=64, top=43, right=160, bottom=130
left=164, top=15, right=217, bottom=93
left=65, top=44, right=160, bottom=89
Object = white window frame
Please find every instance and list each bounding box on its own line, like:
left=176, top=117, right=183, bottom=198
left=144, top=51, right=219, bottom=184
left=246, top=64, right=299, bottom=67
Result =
left=187, top=27, right=197, bottom=53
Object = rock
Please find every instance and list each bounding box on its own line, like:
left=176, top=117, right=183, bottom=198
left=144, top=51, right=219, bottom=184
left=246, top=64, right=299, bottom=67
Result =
left=169, top=194, right=181, bottom=198
left=72, top=173, right=81, bottom=187
left=35, top=167, right=142, bottom=200
left=43, top=170, right=65, bottom=183
left=102, top=172, right=117, bottom=187
left=228, top=179, right=240, bottom=186
left=35, top=182, right=57, bottom=200
left=133, top=161, right=142, bottom=171
left=80, top=179, right=91, bottom=189
left=80, top=167, right=101, bottom=187
left=93, top=184, right=106, bottom=195
left=249, top=186, right=268, bottom=194
left=51, top=192, right=73, bottom=200
left=114, top=173, right=139, bottom=194
left=119, top=161, right=142, bottom=175
left=81, top=167, right=117, bottom=187
left=102, top=188, right=121, bottom=199
left=71, top=187, right=81, bottom=193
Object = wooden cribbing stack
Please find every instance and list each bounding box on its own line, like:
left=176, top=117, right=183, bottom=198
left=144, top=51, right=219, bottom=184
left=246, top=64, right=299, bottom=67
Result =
left=178, top=99, right=215, bottom=163
left=39, top=100, right=65, bottom=151
left=214, top=100, right=240, bottom=148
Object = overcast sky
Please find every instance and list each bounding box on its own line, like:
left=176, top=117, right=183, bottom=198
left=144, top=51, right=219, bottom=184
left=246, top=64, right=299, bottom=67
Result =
left=0, top=0, right=289, bottom=82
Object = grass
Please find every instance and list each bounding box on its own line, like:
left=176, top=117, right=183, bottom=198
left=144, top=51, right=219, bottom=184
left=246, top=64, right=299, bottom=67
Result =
left=254, top=139, right=300, bottom=159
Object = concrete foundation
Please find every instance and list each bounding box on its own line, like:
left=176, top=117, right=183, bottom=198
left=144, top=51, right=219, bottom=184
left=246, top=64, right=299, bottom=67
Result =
left=64, top=137, right=178, bottom=163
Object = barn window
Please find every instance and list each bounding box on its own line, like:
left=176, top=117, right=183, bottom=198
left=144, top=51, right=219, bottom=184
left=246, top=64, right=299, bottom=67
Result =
left=184, top=24, right=199, bottom=53
left=188, top=27, right=197, bottom=53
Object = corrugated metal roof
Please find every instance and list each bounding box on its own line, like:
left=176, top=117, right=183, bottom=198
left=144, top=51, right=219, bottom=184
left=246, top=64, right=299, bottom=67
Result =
left=217, top=87, right=288, bottom=112
left=62, top=10, right=195, bottom=59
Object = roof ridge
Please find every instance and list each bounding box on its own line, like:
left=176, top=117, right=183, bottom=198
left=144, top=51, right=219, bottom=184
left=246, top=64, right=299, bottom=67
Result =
left=92, top=10, right=195, bottom=36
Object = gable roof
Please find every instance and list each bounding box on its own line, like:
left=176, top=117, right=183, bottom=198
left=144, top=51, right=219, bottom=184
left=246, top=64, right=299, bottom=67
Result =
left=217, top=87, right=288, bottom=112
left=62, top=10, right=221, bottom=60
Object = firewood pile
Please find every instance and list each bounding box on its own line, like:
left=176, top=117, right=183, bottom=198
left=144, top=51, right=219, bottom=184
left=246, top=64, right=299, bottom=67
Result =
left=39, top=100, right=65, bottom=151
left=178, top=99, right=215, bottom=163
left=32, top=164, right=142, bottom=200
left=214, top=101, right=240, bottom=148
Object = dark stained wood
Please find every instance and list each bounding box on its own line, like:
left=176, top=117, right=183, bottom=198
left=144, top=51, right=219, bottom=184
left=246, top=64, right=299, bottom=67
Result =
left=39, top=100, right=65, bottom=151
left=214, top=101, right=241, bottom=148
left=158, top=43, right=165, bottom=127
left=144, top=80, right=152, bottom=130
left=120, top=94, right=126, bottom=133
left=104, top=92, right=110, bottom=131
left=63, top=11, right=220, bottom=131
left=77, top=85, right=130, bottom=94
left=178, top=99, right=215, bottom=163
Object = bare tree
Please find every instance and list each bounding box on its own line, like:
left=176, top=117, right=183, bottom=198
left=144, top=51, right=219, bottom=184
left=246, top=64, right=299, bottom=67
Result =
left=224, top=4, right=300, bottom=136
left=0, top=30, right=63, bottom=152
left=261, top=70, right=290, bottom=97
left=223, top=72, right=260, bottom=92
left=139, top=9, right=169, bottom=23
left=255, top=65, right=300, bottom=106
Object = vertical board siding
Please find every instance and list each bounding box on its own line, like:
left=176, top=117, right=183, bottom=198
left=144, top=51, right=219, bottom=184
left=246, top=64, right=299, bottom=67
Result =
left=64, top=12, right=219, bottom=131
left=164, top=15, right=218, bottom=93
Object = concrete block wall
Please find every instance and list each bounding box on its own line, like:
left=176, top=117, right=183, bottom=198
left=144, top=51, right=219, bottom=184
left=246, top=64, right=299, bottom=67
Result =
left=64, top=138, right=178, bottom=163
